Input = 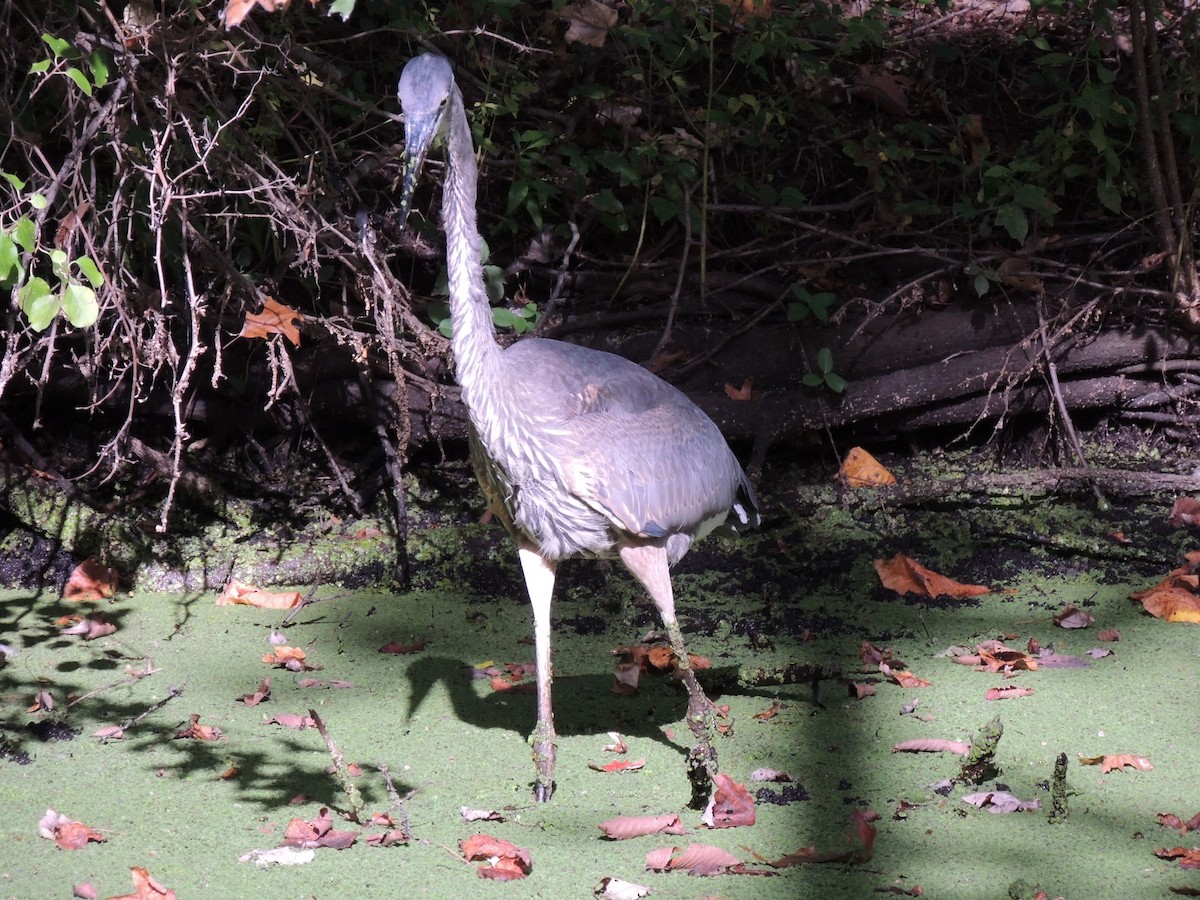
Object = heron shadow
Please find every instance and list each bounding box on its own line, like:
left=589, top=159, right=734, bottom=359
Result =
left=404, top=653, right=734, bottom=758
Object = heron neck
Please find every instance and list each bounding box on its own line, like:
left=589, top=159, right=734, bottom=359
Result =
left=442, top=88, right=504, bottom=415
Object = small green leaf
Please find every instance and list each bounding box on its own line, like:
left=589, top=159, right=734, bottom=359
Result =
left=30, top=59, right=51, bottom=74
left=973, top=273, right=991, bottom=297
left=41, top=33, right=72, bottom=58
left=65, top=67, right=93, bottom=96
left=61, top=282, right=99, bottom=328
left=0, top=233, right=20, bottom=283
left=329, top=0, right=357, bottom=20
left=74, top=255, right=104, bottom=288
left=824, top=372, right=848, bottom=394
left=492, top=307, right=519, bottom=329
left=2, top=171, right=27, bottom=190
left=49, top=248, right=68, bottom=269
left=816, top=347, right=834, bottom=374
left=18, top=277, right=58, bottom=331
left=87, top=51, right=110, bottom=88
left=29, top=193, right=48, bottom=210
left=994, top=203, right=1029, bottom=244
left=802, top=373, right=823, bottom=388
left=14, top=216, right=37, bottom=253
left=786, top=302, right=808, bottom=322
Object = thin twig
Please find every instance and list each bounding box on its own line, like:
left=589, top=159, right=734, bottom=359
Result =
left=309, top=708, right=365, bottom=822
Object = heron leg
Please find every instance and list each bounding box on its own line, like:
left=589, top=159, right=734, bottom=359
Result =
left=518, top=543, right=558, bottom=802
left=618, top=541, right=719, bottom=806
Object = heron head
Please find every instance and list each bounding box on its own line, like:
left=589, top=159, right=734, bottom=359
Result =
left=397, top=54, right=456, bottom=228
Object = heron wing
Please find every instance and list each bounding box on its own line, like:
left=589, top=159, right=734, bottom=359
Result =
left=502, top=339, right=751, bottom=539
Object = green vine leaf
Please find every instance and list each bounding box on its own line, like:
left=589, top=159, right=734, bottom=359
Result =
left=18, top=276, right=58, bottom=331
left=61, top=282, right=100, bottom=328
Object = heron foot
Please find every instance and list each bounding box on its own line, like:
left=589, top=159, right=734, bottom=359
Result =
left=530, top=721, right=557, bottom=802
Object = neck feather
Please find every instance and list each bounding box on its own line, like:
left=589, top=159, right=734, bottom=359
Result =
left=442, top=87, right=503, bottom=419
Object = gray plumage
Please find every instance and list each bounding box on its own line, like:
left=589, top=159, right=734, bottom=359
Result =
left=397, top=54, right=759, bottom=803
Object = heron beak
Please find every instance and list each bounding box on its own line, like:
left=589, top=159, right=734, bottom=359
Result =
left=397, top=113, right=440, bottom=229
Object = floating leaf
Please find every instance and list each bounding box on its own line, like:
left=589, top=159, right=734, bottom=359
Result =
left=874, top=553, right=993, bottom=599
left=1079, top=753, right=1153, bottom=773
left=598, top=813, right=685, bottom=840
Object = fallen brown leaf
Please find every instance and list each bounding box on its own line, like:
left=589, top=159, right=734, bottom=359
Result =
left=1079, top=752, right=1153, bottom=773
left=266, top=713, right=316, bottom=729
left=892, top=738, right=971, bottom=756
left=38, top=810, right=105, bottom=850
left=106, top=866, right=177, bottom=900
left=645, top=843, right=743, bottom=876
left=1168, top=497, right=1200, bottom=527
left=1158, top=811, right=1200, bottom=834
left=238, top=677, right=271, bottom=706
left=701, top=773, right=756, bottom=828
left=378, top=639, right=428, bottom=655
left=962, top=790, right=1041, bottom=813
left=60, top=613, right=117, bottom=641
left=874, top=553, right=992, bottom=600
left=985, top=686, right=1034, bottom=701
left=598, top=813, right=686, bottom=840
left=880, top=661, right=932, bottom=688
left=836, top=447, right=897, bottom=487
left=174, top=714, right=223, bottom=741
left=588, top=759, right=645, bottom=773
left=1052, top=604, right=1094, bottom=629
left=218, top=579, right=303, bottom=610
left=460, top=833, right=532, bottom=881
left=63, top=558, right=118, bottom=601
left=282, top=807, right=357, bottom=850
left=1155, top=846, right=1200, bottom=869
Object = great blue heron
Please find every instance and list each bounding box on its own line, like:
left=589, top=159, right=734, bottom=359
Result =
left=396, top=53, right=760, bottom=803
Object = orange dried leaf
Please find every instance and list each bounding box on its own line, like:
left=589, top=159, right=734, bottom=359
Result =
left=217, top=579, right=303, bottom=610
left=723, top=377, right=757, bottom=401
left=892, top=738, right=971, bottom=756
left=38, top=809, right=106, bottom=850
left=645, top=843, right=743, bottom=876
left=1154, top=846, right=1200, bottom=869
left=874, top=553, right=992, bottom=599
left=848, top=682, right=876, bottom=700
left=985, top=686, right=1034, bottom=701
left=1135, top=586, right=1200, bottom=623
left=1158, top=811, right=1200, bottom=834
left=701, top=773, right=756, bottom=828
left=588, top=759, right=646, bottom=773
left=262, top=646, right=317, bottom=671
left=63, top=558, right=118, bottom=602
left=490, top=676, right=535, bottom=694
left=1168, top=497, right=1200, bottom=527
left=837, top=447, right=896, bottom=487
left=1079, top=752, right=1153, bottom=773
left=106, top=866, right=177, bottom=900
left=598, top=813, right=686, bottom=840
left=974, top=640, right=1038, bottom=673
left=173, top=714, right=223, bottom=741
left=753, top=701, right=783, bottom=721
left=881, top=661, right=932, bottom=688
left=460, top=834, right=532, bottom=880
left=266, top=713, right=316, bottom=729
left=378, top=639, right=428, bottom=655
left=237, top=296, right=302, bottom=345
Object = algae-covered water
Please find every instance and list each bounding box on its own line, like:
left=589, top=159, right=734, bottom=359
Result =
left=2, top=464, right=1199, bottom=899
